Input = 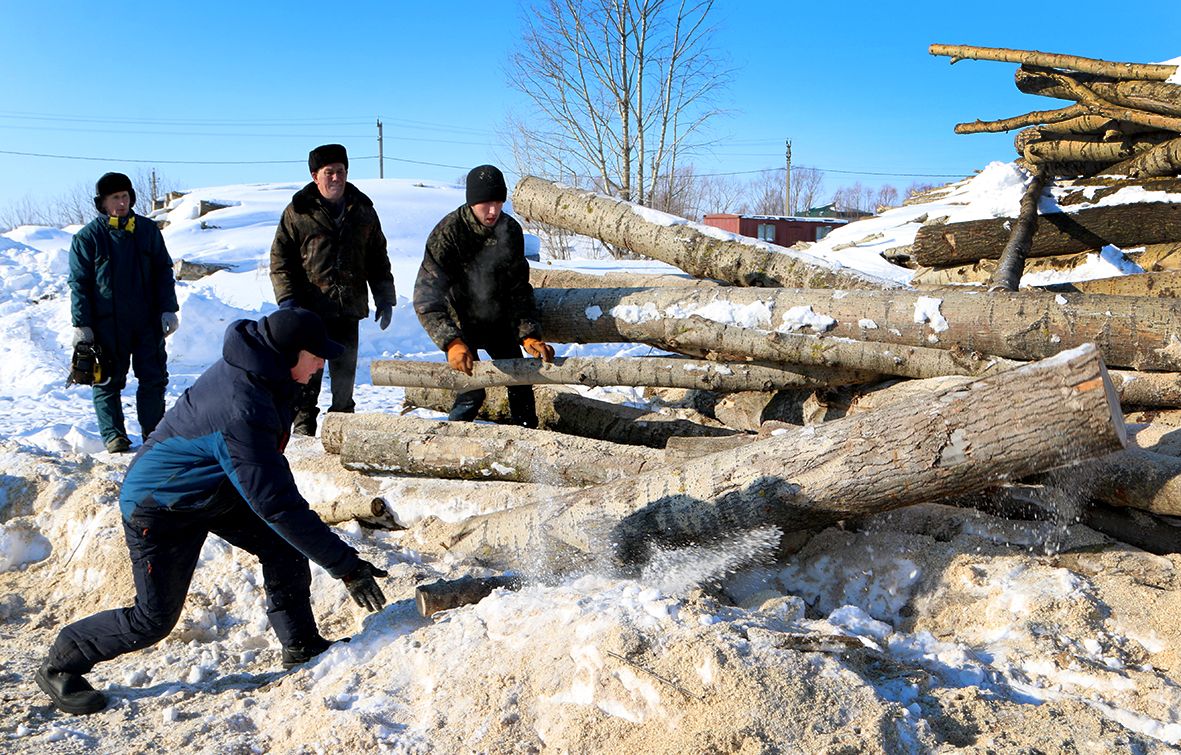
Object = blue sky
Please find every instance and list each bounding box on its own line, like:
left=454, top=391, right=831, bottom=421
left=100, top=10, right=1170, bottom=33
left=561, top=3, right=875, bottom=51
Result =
left=2, top=0, right=1179, bottom=214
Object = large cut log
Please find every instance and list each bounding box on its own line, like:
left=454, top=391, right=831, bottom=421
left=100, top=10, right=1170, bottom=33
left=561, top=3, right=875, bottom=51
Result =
left=512, top=176, right=895, bottom=290
left=308, top=495, right=400, bottom=529
left=911, top=248, right=1137, bottom=287
left=929, top=44, right=1179, bottom=82
left=1034, top=116, right=1163, bottom=138
left=398, top=385, right=740, bottom=448
left=340, top=418, right=664, bottom=486
left=1060, top=448, right=1181, bottom=516
left=529, top=267, right=720, bottom=289
left=1040, top=271, right=1181, bottom=298
left=1081, top=504, right=1181, bottom=556
left=416, top=345, right=1126, bottom=568
left=534, top=286, right=1181, bottom=372
left=371, top=356, right=849, bottom=392
left=1108, top=136, right=1181, bottom=179
left=1015, top=66, right=1181, bottom=119
left=911, top=202, right=1181, bottom=266
left=1023, top=134, right=1174, bottom=165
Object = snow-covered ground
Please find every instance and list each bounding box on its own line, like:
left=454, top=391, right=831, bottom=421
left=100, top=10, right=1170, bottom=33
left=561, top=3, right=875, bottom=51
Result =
left=1, top=169, right=1180, bottom=752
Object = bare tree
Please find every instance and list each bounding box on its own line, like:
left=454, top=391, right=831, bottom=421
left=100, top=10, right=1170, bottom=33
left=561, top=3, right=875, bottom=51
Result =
left=508, top=0, right=729, bottom=219
left=739, top=170, right=784, bottom=215
left=790, top=166, right=824, bottom=215
left=873, top=184, right=899, bottom=213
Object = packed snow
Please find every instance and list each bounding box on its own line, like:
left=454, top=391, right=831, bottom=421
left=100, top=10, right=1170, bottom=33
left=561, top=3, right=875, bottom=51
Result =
left=0, top=167, right=1180, bottom=752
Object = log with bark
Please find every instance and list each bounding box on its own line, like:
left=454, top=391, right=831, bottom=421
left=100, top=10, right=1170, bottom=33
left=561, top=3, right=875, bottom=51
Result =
left=1022, top=133, right=1174, bottom=165
left=530, top=267, right=720, bottom=289
left=910, top=248, right=1136, bottom=287
left=1108, top=136, right=1181, bottom=179
left=371, top=355, right=848, bottom=393
left=308, top=495, right=401, bottom=529
left=398, top=385, right=741, bottom=448
left=929, top=44, right=1180, bottom=82
left=1081, top=503, right=1181, bottom=556
left=1014, top=66, right=1181, bottom=120
left=413, top=345, right=1126, bottom=569
left=1039, top=271, right=1181, bottom=298
left=911, top=201, right=1181, bottom=266
left=337, top=417, right=664, bottom=486
left=416, top=575, right=523, bottom=618
left=989, top=165, right=1049, bottom=291
left=1054, top=448, right=1181, bottom=516
left=512, top=176, right=896, bottom=290
left=534, top=286, right=1181, bottom=372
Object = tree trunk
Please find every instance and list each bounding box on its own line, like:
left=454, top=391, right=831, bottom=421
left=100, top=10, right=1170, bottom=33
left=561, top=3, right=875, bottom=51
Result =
left=534, top=286, right=1181, bottom=371
left=530, top=267, right=720, bottom=289
left=416, top=575, right=523, bottom=618
left=1079, top=448, right=1181, bottom=516
left=1034, top=116, right=1162, bottom=138
left=910, top=248, right=1135, bottom=287
left=511, top=176, right=895, bottom=290
left=989, top=165, right=1050, bottom=291
left=371, top=355, right=849, bottom=392
left=929, top=44, right=1179, bottom=82
left=1108, top=136, right=1181, bottom=179
left=1039, top=271, right=1181, bottom=297
left=1023, top=134, right=1174, bottom=165
left=415, top=345, right=1126, bottom=569
left=911, top=202, right=1181, bottom=266
left=340, top=420, right=664, bottom=486
left=399, top=385, right=741, bottom=448
left=1015, top=66, right=1181, bottom=118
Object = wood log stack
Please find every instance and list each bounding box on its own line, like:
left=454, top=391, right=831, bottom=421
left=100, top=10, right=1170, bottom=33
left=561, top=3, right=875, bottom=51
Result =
left=329, top=175, right=1181, bottom=577
left=911, top=45, right=1181, bottom=289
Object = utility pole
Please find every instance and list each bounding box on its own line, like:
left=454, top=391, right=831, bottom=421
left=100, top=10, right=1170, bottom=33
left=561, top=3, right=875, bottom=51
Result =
left=150, top=169, right=158, bottom=210
left=377, top=119, right=384, bottom=179
left=784, top=139, right=792, bottom=216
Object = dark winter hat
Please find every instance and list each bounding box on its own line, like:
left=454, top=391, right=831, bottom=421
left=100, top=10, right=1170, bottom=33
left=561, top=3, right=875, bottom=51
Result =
left=93, top=172, right=136, bottom=213
left=466, top=164, right=507, bottom=205
left=262, top=307, right=345, bottom=364
left=308, top=144, right=349, bottom=174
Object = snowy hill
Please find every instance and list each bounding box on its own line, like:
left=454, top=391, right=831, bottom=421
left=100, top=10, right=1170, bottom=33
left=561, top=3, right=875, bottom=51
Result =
left=1, top=171, right=1180, bottom=751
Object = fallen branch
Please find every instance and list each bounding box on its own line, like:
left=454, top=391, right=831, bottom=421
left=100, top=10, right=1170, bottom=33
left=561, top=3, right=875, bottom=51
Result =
left=929, top=44, right=1178, bottom=82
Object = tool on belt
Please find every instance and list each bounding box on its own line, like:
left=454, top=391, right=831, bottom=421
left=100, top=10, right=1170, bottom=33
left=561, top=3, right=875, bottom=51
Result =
left=67, top=341, right=104, bottom=386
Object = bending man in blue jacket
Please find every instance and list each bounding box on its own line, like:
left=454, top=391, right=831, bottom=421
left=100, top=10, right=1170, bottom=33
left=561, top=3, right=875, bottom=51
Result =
left=35, top=307, right=388, bottom=715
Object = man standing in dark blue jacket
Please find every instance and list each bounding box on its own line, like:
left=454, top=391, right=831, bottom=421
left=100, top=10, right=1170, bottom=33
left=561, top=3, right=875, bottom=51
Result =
left=69, top=172, right=180, bottom=453
left=35, top=308, right=389, bottom=716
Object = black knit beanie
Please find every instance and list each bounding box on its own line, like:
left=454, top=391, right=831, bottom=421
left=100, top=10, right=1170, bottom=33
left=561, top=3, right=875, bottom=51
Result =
left=308, top=144, right=349, bottom=174
left=466, top=164, right=507, bottom=205
left=262, top=307, right=345, bottom=366
left=93, top=172, right=136, bottom=213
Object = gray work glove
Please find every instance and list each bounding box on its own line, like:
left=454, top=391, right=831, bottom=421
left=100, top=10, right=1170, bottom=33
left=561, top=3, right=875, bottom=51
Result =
left=342, top=559, right=388, bottom=612
left=73, top=326, right=94, bottom=346
left=161, top=312, right=180, bottom=338
left=375, top=303, right=393, bottom=331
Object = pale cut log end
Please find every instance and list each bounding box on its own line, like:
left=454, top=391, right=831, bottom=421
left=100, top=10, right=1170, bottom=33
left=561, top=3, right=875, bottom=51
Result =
left=1067, top=344, right=1128, bottom=450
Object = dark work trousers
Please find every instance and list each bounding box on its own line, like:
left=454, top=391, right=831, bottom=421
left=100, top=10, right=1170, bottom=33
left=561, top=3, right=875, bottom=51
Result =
left=47, top=483, right=318, bottom=675
left=295, top=315, right=360, bottom=430
left=449, top=332, right=538, bottom=428
left=92, top=330, right=168, bottom=443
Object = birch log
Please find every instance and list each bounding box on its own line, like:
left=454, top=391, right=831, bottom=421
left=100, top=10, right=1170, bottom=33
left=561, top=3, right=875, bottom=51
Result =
left=534, top=286, right=1181, bottom=372
left=512, top=176, right=895, bottom=290
left=1014, top=66, right=1181, bottom=118
left=340, top=422, right=663, bottom=486
left=371, top=356, right=850, bottom=392
left=1108, top=136, right=1181, bottom=179
left=1040, top=271, right=1181, bottom=298
left=929, top=44, right=1179, bottom=82
left=417, top=345, right=1126, bottom=568
left=397, top=386, right=740, bottom=448
left=530, top=267, right=720, bottom=289
left=911, top=202, right=1181, bottom=265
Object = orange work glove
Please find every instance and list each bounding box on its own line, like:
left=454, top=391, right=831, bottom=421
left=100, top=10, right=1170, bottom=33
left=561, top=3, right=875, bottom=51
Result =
left=445, top=339, right=474, bottom=375
left=522, top=337, right=555, bottom=362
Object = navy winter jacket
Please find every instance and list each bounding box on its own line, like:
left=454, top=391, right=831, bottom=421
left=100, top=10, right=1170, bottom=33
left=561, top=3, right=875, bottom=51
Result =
left=68, top=212, right=178, bottom=336
left=119, top=317, right=360, bottom=579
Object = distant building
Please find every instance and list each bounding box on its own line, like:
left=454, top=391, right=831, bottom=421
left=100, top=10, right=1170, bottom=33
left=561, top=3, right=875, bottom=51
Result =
left=799, top=203, right=872, bottom=221
left=701, top=213, right=847, bottom=246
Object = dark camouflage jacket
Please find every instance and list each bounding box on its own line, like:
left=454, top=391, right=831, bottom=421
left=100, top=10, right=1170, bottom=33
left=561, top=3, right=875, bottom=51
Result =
left=270, top=182, right=395, bottom=320
left=413, top=205, right=540, bottom=349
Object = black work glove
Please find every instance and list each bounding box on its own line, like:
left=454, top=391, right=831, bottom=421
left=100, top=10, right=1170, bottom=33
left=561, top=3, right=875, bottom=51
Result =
left=342, top=559, right=388, bottom=612
left=375, top=303, right=393, bottom=331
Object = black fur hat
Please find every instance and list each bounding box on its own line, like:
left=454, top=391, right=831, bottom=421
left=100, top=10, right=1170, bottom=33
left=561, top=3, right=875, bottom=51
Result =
left=262, top=307, right=345, bottom=365
left=308, top=144, right=349, bottom=174
left=466, top=164, right=507, bottom=205
left=93, top=172, right=136, bottom=213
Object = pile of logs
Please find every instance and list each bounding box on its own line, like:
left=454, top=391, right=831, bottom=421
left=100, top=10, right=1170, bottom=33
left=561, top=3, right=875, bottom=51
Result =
left=326, top=176, right=1181, bottom=576
left=930, top=44, right=1181, bottom=180
left=912, top=45, right=1181, bottom=291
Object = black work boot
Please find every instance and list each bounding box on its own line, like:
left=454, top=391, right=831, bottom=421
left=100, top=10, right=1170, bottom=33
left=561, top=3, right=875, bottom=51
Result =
left=105, top=436, right=131, bottom=454
left=291, top=415, right=317, bottom=437
left=281, top=635, right=348, bottom=670
left=35, top=660, right=107, bottom=715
